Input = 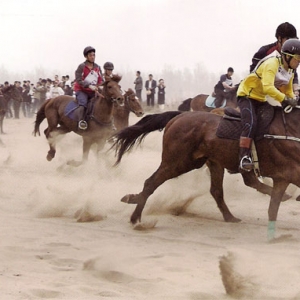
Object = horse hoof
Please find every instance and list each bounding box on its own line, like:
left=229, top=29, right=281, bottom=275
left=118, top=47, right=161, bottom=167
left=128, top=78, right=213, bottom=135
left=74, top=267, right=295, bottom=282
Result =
left=67, top=160, right=82, bottom=167
left=282, top=193, right=292, bottom=202
left=130, top=213, right=141, bottom=224
left=225, top=216, right=242, bottom=223
left=121, top=194, right=138, bottom=204
left=46, top=154, right=53, bottom=161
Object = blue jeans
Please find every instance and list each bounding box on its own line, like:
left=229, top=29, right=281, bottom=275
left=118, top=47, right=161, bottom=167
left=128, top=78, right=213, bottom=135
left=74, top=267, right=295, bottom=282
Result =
left=75, top=91, right=94, bottom=108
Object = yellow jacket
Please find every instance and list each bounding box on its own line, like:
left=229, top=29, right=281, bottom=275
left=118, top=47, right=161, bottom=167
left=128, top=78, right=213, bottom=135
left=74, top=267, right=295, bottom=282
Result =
left=237, top=56, right=294, bottom=102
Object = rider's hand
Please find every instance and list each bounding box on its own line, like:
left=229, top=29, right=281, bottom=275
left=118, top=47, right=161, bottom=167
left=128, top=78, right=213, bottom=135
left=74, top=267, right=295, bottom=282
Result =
left=88, top=85, right=97, bottom=91
left=282, top=96, right=298, bottom=108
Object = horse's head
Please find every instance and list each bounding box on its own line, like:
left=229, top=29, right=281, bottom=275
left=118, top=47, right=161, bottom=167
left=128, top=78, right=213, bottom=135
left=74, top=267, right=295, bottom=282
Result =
left=101, top=74, right=124, bottom=106
left=123, top=88, right=144, bottom=117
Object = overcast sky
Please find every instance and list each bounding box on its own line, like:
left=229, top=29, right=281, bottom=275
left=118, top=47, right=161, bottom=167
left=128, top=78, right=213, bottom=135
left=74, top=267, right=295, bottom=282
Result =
left=1, top=0, right=300, bottom=79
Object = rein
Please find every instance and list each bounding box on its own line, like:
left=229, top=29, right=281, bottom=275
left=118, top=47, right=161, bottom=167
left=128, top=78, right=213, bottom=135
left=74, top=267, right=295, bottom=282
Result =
left=264, top=105, right=300, bottom=142
left=88, top=85, right=121, bottom=127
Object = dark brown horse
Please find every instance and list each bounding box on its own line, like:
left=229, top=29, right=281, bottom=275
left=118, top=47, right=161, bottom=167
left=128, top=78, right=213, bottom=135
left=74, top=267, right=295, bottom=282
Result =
left=113, top=88, right=144, bottom=131
left=0, top=85, right=23, bottom=133
left=33, top=75, right=124, bottom=164
left=112, top=107, right=300, bottom=240
left=178, top=86, right=238, bottom=112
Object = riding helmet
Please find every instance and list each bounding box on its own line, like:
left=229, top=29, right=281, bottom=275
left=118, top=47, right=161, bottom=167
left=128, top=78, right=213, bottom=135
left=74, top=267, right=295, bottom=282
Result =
left=281, top=38, right=300, bottom=56
left=103, top=62, right=114, bottom=70
left=83, top=46, right=96, bottom=57
left=275, top=22, right=297, bottom=39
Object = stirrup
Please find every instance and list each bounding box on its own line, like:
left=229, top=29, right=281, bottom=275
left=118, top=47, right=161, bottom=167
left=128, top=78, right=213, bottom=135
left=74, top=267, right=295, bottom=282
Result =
left=78, top=120, right=88, bottom=130
left=239, top=156, right=254, bottom=172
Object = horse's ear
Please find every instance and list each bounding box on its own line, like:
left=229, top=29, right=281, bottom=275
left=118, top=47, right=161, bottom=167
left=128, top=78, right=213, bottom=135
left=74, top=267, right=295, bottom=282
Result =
left=112, top=74, right=122, bottom=83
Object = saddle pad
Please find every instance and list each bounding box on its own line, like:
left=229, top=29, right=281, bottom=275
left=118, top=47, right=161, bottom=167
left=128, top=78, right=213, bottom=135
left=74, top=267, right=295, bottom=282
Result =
left=205, top=95, right=226, bottom=108
left=64, top=100, right=79, bottom=120
left=216, top=103, right=275, bottom=141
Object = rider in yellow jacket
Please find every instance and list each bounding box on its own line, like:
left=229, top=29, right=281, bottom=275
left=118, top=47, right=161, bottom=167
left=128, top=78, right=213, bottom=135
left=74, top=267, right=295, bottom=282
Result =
left=237, top=38, right=300, bottom=172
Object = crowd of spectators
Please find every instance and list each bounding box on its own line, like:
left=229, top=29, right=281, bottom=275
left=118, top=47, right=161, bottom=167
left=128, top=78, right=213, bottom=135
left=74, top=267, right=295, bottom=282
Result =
left=0, top=75, right=75, bottom=119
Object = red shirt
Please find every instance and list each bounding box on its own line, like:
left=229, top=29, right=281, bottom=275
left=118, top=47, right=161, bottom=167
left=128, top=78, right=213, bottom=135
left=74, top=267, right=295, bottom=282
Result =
left=74, top=62, right=103, bottom=94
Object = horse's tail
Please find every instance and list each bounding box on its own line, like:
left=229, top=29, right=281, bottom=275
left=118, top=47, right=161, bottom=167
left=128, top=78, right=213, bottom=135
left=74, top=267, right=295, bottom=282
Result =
left=33, top=101, right=47, bottom=136
left=112, top=111, right=182, bottom=165
left=178, top=98, right=192, bottom=111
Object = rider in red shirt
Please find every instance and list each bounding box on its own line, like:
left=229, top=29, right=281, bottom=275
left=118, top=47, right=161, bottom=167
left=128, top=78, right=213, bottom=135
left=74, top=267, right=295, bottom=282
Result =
left=74, top=46, right=103, bottom=130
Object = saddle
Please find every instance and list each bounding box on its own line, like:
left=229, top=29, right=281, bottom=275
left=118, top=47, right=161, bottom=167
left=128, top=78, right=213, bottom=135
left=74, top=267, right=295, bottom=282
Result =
left=216, top=104, right=275, bottom=141
left=64, top=98, right=95, bottom=122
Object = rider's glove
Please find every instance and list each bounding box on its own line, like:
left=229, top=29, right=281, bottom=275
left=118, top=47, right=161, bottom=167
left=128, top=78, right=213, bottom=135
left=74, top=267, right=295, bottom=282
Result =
left=282, top=96, right=298, bottom=108
left=88, top=85, right=97, bottom=91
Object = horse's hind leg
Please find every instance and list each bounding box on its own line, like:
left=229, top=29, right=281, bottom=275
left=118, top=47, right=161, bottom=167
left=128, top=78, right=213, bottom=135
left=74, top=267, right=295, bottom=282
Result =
left=207, top=160, right=241, bottom=222
left=43, top=127, right=56, bottom=161
left=122, top=157, right=208, bottom=224
left=44, top=124, right=68, bottom=162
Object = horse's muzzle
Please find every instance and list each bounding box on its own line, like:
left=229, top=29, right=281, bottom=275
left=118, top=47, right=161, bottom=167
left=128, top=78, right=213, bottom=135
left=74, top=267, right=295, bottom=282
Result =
left=116, top=97, right=125, bottom=106
left=135, top=111, right=144, bottom=117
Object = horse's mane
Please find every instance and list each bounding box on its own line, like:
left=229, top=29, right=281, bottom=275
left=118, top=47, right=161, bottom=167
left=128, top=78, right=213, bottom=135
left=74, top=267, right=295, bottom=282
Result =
left=126, top=88, right=134, bottom=94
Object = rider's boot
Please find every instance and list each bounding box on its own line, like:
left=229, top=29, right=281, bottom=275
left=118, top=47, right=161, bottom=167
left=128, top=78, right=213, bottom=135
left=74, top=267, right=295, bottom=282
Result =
left=239, top=137, right=254, bottom=172
left=78, top=106, right=88, bottom=130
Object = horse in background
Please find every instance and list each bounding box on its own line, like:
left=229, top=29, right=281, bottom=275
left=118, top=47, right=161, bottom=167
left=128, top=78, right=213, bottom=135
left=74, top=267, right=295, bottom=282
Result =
left=0, top=85, right=23, bottom=134
left=113, top=88, right=144, bottom=131
left=178, top=85, right=238, bottom=112
left=33, top=75, right=124, bottom=165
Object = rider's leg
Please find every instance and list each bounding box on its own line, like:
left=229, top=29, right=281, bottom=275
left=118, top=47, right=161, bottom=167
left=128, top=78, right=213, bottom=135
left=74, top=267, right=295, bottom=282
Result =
left=214, top=89, right=225, bottom=108
left=238, top=96, right=257, bottom=172
left=76, top=91, right=88, bottom=130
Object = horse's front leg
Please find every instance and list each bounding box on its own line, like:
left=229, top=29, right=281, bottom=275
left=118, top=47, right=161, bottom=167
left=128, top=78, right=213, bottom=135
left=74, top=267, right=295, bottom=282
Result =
left=0, top=113, right=5, bottom=134
left=267, top=179, right=289, bottom=241
left=207, top=160, right=241, bottom=222
left=242, top=172, right=291, bottom=201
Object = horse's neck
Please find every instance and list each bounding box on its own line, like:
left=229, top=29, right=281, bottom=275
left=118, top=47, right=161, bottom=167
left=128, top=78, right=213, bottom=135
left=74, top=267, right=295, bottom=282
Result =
left=94, top=96, right=114, bottom=122
left=123, top=94, right=131, bottom=111
left=273, top=107, right=300, bottom=135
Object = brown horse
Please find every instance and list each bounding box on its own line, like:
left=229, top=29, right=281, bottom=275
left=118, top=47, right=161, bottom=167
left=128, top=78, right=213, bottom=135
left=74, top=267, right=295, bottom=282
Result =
left=113, top=88, right=144, bottom=131
left=0, top=85, right=23, bottom=133
left=178, top=86, right=238, bottom=112
left=33, top=75, right=124, bottom=164
left=112, top=107, right=300, bottom=240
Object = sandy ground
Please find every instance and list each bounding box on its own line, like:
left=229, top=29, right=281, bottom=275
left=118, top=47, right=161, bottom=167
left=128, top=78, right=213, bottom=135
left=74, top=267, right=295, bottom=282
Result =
left=1, top=112, right=300, bottom=300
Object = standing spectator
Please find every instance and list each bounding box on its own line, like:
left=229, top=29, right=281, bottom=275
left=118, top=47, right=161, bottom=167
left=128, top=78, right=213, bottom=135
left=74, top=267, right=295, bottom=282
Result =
left=21, top=81, right=31, bottom=117
left=64, top=83, right=73, bottom=96
left=157, top=79, right=166, bottom=111
left=134, top=71, right=143, bottom=101
left=65, top=75, right=71, bottom=87
left=54, top=75, right=60, bottom=84
left=49, top=81, right=64, bottom=98
left=145, top=74, right=157, bottom=107
left=35, top=79, right=47, bottom=107
left=31, top=82, right=41, bottom=114
left=13, top=81, right=22, bottom=119
left=214, top=67, right=235, bottom=108
left=4, top=81, right=13, bottom=118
